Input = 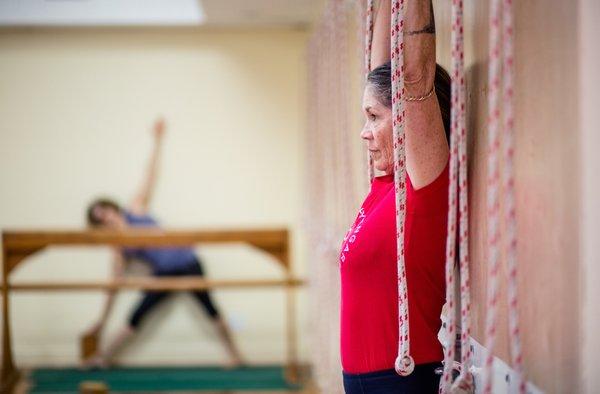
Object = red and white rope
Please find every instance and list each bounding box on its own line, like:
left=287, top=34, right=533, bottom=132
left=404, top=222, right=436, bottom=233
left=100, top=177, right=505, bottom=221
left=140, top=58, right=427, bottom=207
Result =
left=483, top=0, right=502, bottom=391
left=330, top=0, right=345, bottom=237
left=390, top=0, right=414, bottom=376
left=484, top=0, right=526, bottom=392
left=364, top=0, right=376, bottom=183
left=439, top=41, right=459, bottom=394
left=323, top=2, right=340, bottom=248
left=502, top=0, right=526, bottom=392
left=440, top=0, right=462, bottom=389
left=451, top=0, right=474, bottom=392
left=307, top=4, right=360, bottom=390
left=337, top=0, right=357, bottom=223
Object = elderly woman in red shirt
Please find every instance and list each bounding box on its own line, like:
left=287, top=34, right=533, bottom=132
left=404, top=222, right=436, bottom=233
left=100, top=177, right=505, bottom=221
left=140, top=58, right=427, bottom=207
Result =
left=339, top=0, right=451, bottom=392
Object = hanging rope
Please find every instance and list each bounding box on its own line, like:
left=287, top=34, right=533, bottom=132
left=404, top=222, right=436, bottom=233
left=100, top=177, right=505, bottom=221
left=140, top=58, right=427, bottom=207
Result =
left=306, top=5, right=347, bottom=391
left=502, top=0, right=526, bottom=392
left=439, top=0, right=475, bottom=393
left=483, top=0, right=505, bottom=391
left=364, top=0, right=375, bottom=183
left=322, top=2, right=339, bottom=250
left=337, top=0, right=358, bottom=224
left=440, top=0, right=461, bottom=388
left=483, top=0, right=527, bottom=391
left=330, top=0, right=345, bottom=239
left=390, top=0, right=414, bottom=376
left=454, top=0, right=474, bottom=389
left=429, top=0, right=524, bottom=392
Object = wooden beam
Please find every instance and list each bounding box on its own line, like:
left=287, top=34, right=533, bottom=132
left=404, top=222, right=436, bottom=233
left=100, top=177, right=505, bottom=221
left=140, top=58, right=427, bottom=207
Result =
left=2, top=229, right=288, bottom=251
left=2, top=228, right=290, bottom=272
left=5, top=277, right=305, bottom=291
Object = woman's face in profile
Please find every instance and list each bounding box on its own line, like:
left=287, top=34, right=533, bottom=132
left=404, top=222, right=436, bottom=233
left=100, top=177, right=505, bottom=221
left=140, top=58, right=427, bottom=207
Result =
left=360, top=85, right=394, bottom=174
left=92, top=206, right=126, bottom=229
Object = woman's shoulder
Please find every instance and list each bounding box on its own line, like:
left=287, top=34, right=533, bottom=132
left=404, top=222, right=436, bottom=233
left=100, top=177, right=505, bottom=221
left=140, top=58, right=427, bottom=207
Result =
left=124, top=210, right=158, bottom=226
left=408, top=160, right=449, bottom=196
left=406, top=162, right=449, bottom=214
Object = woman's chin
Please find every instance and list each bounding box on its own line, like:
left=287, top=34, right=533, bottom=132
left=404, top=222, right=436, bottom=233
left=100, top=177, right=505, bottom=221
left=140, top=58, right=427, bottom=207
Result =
left=374, top=162, right=391, bottom=174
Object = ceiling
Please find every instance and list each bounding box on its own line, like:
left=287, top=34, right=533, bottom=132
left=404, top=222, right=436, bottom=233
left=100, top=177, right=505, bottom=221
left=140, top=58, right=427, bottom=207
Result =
left=0, top=0, right=323, bottom=28
left=201, top=0, right=322, bottom=28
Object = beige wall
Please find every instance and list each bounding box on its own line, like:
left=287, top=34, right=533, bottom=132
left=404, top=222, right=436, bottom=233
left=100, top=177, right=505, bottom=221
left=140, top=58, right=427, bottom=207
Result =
left=0, top=27, right=308, bottom=366
left=434, top=1, right=580, bottom=392
left=579, top=0, right=600, bottom=392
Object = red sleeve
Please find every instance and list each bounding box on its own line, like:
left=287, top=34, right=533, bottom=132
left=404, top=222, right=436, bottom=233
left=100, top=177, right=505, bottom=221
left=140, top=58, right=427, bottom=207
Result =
left=406, top=162, right=450, bottom=214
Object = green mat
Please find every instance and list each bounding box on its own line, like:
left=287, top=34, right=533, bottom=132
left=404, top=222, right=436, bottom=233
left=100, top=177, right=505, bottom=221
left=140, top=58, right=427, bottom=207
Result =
left=29, top=365, right=300, bottom=393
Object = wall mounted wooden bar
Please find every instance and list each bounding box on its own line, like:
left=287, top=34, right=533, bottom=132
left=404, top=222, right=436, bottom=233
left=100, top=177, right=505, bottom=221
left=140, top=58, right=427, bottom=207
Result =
left=1, top=228, right=301, bottom=393
left=4, top=278, right=304, bottom=291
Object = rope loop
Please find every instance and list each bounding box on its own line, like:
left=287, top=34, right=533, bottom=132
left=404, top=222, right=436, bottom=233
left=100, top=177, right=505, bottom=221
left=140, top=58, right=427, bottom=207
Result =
left=394, top=355, right=415, bottom=376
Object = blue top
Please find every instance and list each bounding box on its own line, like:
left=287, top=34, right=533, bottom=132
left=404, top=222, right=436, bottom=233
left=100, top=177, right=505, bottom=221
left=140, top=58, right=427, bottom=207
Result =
left=122, top=211, right=197, bottom=274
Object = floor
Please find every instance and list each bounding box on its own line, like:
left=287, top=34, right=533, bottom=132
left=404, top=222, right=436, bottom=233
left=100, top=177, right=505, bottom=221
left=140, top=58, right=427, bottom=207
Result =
left=13, top=365, right=318, bottom=394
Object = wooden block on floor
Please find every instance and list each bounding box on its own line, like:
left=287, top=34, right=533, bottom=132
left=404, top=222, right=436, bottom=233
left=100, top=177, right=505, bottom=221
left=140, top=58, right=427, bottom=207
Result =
left=79, top=380, right=109, bottom=394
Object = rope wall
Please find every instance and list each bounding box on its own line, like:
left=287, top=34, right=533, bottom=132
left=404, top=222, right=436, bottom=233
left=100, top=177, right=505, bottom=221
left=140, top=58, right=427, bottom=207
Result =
left=306, top=0, right=526, bottom=392
left=305, top=1, right=367, bottom=392
left=306, top=28, right=340, bottom=394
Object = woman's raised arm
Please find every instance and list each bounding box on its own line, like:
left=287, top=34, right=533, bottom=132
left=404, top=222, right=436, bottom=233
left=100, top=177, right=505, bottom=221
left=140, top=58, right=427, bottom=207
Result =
left=129, top=118, right=165, bottom=214
left=372, top=0, right=449, bottom=188
left=370, top=0, right=392, bottom=70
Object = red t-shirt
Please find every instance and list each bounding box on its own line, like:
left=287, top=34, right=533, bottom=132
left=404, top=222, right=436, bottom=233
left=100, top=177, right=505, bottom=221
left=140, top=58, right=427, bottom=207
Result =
left=339, top=163, right=448, bottom=374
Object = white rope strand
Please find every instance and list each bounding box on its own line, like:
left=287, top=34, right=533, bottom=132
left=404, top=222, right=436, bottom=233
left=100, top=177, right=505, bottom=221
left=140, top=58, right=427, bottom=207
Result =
left=390, top=0, right=414, bottom=376
left=483, top=0, right=502, bottom=391
left=365, top=0, right=376, bottom=183
left=502, top=0, right=526, bottom=392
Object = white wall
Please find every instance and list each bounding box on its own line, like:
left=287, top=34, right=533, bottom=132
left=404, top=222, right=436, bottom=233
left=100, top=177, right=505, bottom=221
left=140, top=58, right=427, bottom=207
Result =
left=0, top=27, right=308, bottom=366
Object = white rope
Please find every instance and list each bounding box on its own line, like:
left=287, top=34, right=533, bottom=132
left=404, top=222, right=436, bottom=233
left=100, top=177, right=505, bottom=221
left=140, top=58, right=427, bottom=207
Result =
left=502, top=0, right=526, bottom=392
left=364, top=0, right=376, bottom=183
left=483, top=0, right=527, bottom=392
left=440, top=0, right=474, bottom=393
left=439, top=1, right=461, bottom=385
left=482, top=0, right=503, bottom=391
left=390, top=0, right=414, bottom=376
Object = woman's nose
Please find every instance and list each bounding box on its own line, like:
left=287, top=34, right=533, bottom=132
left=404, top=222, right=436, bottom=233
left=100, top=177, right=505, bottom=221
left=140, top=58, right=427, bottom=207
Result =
left=360, top=125, right=372, bottom=140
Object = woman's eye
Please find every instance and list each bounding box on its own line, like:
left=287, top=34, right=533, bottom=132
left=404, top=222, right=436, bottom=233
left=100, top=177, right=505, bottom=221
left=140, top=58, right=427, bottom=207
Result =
left=369, top=114, right=376, bottom=121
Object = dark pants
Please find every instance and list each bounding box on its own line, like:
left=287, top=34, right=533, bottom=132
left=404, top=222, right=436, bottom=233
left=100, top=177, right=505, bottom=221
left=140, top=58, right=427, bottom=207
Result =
left=343, top=363, right=441, bottom=394
left=128, top=258, right=220, bottom=329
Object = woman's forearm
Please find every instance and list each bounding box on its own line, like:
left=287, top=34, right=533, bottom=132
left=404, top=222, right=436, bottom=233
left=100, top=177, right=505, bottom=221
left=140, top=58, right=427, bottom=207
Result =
left=140, top=141, right=161, bottom=204
left=95, top=253, right=124, bottom=327
left=371, top=0, right=392, bottom=70
left=371, top=0, right=436, bottom=95
left=402, top=1, right=448, bottom=189
left=404, top=0, right=436, bottom=96
left=130, top=120, right=164, bottom=213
